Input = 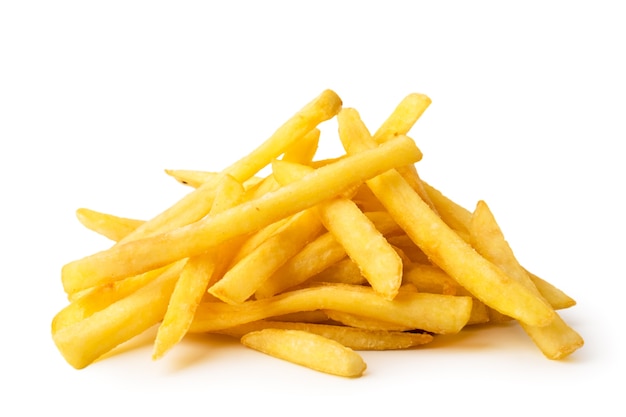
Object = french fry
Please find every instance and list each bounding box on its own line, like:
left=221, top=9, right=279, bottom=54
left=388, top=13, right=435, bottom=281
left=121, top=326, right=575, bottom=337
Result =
left=337, top=107, right=555, bottom=327
left=271, top=159, right=403, bottom=300
left=208, top=208, right=324, bottom=304
left=241, top=329, right=367, bottom=378
left=75, top=208, right=144, bottom=242
left=153, top=174, right=245, bottom=359
left=62, top=135, right=423, bottom=294
left=281, top=128, right=320, bottom=164
left=469, top=200, right=583, bottom=359
left=52, top=261, right=185, bottom=369
left=192, top=283, right=472, bottom=335
left=219, top=320, right=433, bottom=350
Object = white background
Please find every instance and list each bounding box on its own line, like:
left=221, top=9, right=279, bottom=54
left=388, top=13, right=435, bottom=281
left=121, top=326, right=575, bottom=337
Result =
left=1, top=1, right=624, bottom=415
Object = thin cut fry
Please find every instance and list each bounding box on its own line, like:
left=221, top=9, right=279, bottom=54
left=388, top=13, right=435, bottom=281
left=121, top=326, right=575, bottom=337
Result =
left=76, top=208, right=144, bottom=242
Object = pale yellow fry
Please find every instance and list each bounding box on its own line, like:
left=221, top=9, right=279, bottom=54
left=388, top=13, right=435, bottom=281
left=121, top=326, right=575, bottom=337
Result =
left=469, top=200, right=583, bottom=359
left=153, top=175, right=245, bottom=359
left=62, top=135, right=423, bottom=294
left=271, top=159, right=402, bottom=299
left=337, top=108, right=555, bottom=327
left=281, top=128, right=320, bottom=164
left=191, top=283, right=472, bottom=335
left=52, top=261, right=185, bottom=369
left=323, top=310, right=414, bottom=332
left=208, top=208, right=324, bottom=304
left=527, top=271, right=576, bottom=310
left=76, top=208, right=144, bottom=242
left=307, top=259, right=367, bottom=286
left=242, top=329, right=367, bottom=378
left=218, top=320, right=433, bottom=350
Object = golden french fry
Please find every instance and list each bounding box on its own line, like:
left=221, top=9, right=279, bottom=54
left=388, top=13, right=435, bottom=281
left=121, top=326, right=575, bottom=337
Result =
left=164, top=170, right=221, bottom=188
left=208, top=208, right=324, bottom=304
left=281, top=128, right=320, bottom=164
left=469, top=200, right=583, bottom=359
left=307, top=258, right=367, bottom=286
left=323, top=310, right=414, bottom=332
left=192, top=283, right=472, bottom=335
left=241, top=329, right=367, bottom=378
left=52, top=261, right=185, bottom=369
left=272, top=159, right=403, bottom=299
left=219, top=320, right=433, bottom=350
left=402, top=263, right=461, bottom=295
left=76, top=208, right=144, bottom=242
left=153, top=175, right=245, bottom=359
left=372, top=93, right=432, bottom=143
left=337, top=107, right=555, bottom=327
left=62, top=135, right=423, bottom=294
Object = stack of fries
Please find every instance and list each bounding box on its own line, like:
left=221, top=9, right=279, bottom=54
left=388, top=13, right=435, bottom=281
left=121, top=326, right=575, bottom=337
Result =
left=52, top=90, right=583, bottom=377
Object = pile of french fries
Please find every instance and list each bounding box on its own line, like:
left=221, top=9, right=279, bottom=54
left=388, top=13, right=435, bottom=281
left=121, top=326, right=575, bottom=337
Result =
left=52, top=90, right=583, bottom=378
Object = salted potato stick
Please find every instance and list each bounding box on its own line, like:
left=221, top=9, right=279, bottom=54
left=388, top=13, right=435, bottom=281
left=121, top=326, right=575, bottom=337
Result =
left=76, top=208, right=144, bottom=242
left=62, top=135, right=423, bottom=294
left=469, top=200, right=583, bottom=359
left=208, top=209, right=324, bottom=304
left=217, top=320, right=433, bottom=350
left=153, top=175, right=245, bottom=359
left=271, top=160, right=403, bottom=299
left=52, top=261, right=185, bottom=369
left=241, top=329, right=367, bottom=378
left=337, top=108, right=555, bottom=327
left=191, top=283, right=472, bottom=335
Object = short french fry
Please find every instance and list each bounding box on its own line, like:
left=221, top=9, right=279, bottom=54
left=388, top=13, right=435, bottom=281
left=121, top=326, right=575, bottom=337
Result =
left=469, top=200, right=584, bottom=359
left=76, top=208, right=144, bottom=242
left=241, top=329, right=367, bottom=377
left=337, top=108, right=555, bottom=327
left=62, top=135, right=423, bottom=294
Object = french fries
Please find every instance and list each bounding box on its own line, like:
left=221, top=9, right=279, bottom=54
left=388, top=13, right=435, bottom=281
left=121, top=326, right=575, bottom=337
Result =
left=52, top=89, right=583, bottom=377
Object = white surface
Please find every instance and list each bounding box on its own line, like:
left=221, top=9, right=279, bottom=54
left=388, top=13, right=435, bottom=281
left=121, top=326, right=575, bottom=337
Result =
left=1, top=1, right=624, bottom=414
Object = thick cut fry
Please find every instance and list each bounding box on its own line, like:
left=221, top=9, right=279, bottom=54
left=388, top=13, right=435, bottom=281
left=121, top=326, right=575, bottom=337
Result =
left=272, top=160, right=403, bottom=299
left=153, top=175, right=245, bottom=360
left=62, top=135, right=423, bottom=294
left=208, top=209, right=324, bottom=304
left=52, top=261, right=185, bottom=369
left=76, top=208, right=144, bottom=242
left=241, top=329, right=367, bottom=378
left=469, top=200, right=583, bottom=359
left=191, top=284, right=472, bottom=335
left=337, top=108, right=555, bottom=327
left=219, top=321, right=433, bottom=350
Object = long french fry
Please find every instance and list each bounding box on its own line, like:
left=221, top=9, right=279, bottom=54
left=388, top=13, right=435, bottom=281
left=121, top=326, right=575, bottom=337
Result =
left=337, top=108, right=555, bottom=327
left=191, top=283, right=472, bottom=335
left=469, top=200, right=583, bottom=359
left=62, top=135, right=423, bottom=294
left=216, top=320, right=433, bottom=350
left=153, top=174, right=245, bottom=359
